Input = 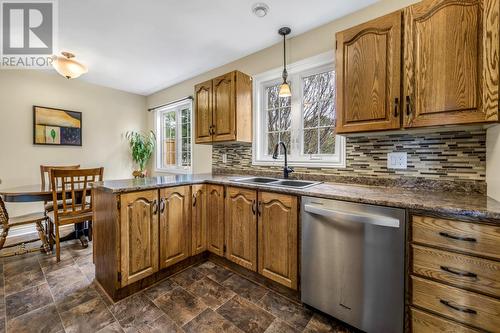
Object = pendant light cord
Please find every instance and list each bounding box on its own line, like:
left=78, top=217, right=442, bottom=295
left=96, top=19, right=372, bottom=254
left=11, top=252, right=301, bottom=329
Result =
left=282, top=33, right=287, bottom=82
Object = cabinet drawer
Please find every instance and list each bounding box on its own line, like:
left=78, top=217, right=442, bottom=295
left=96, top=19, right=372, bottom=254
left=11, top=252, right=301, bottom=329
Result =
left=412, top=215, right=500, bottom=260
left=411, top=307, right=482, bottom=333
left=412, top=245, right=500, bottom=297
left=412, top=276, right=500, bottom=332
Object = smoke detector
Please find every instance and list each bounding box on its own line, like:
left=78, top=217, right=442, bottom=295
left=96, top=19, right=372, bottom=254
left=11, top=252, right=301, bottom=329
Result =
left=252, top=3, right=269, bottom=18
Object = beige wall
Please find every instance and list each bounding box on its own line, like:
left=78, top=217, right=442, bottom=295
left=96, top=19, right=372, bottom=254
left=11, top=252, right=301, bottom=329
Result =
left=146, top=0, right=419, bottom=175
left=0, top=70, right=146, bottom=215
left=487, top=125, right=500, bottom=200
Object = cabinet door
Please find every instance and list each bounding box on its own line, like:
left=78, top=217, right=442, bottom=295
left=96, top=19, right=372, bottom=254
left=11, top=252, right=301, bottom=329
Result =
left=403, top=0, right=499, bottom=127
left=191, top=184, right=207, bottom=255
left=207, top=185, right=224, bottom=256
left=225, top=187, right=257, bottom=271
left=212, top=72, right=236, bottom=142
left=159, top=186, right=191, bottom=269
left=119, top=190, right=159, bottom=287
left=258, top=192, right=298, bottom=290
left=195, top=80, right=213, bottom=144
left=336, top=12, right=402, bottom=133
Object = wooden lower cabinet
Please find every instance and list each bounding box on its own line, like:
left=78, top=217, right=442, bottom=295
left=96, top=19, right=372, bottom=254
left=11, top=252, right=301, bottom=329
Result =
left=207, top=185, right=224, bottom=256
left=258, top=192, right=298, bottom=290
left=119, top=190, right=159, bottom=287
left=159, top=186, right=191, bottom=269
left=225, top=187, right=257, bottom=271
left=191, top=184, right=207, bottom=255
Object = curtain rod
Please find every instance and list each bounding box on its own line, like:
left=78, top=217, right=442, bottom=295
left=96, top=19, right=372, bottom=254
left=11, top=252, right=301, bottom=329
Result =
left=147, top=96, right=193, bottom=112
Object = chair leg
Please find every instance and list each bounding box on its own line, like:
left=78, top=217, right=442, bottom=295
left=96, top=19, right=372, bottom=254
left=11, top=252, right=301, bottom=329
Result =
left=88, top=221, right=92, bottom=241
left=55, top=223, right=60, bottom=262
left=47, top=219, right=53, bottom=250
left=0, top=227, right=10, bottom=251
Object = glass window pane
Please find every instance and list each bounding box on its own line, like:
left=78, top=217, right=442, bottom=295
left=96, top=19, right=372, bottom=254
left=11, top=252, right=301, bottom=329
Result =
left=267, top=85, right=279, bottom=109
left=280, top=131, right=291, bottom=154
left=319, top=128, right=336, bottom=154
left=268, top=133, right=279, bottom=155
left=280, top=107, right=291, bottom=131
left=181, top=108, right=190, bottom=123
left=303, top=74, right=320, bottom=104
left=303, top=129, right=318, bottom=155
left=268, top=110, right=279, bottom=132
left=318, top=71, right=335, bottom=101
left=319, top=100, right=335, bottom=127
left=303, top=102, right=318, bottom=128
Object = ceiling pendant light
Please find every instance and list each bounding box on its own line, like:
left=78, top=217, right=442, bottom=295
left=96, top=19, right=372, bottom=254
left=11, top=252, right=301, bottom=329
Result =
left=52, top=52, right=88, bottom=79
left=278, top=27, right=291, bottom=97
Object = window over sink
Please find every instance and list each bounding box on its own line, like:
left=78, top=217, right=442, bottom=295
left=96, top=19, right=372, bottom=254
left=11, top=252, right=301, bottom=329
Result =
left=155, top=100, right=192, bottom=173
left=253, top=52, right=346, bottom=167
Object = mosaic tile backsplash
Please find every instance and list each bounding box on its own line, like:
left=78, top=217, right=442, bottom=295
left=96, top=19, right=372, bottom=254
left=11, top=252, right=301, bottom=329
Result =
left=212, top=128, right=487, bottom=193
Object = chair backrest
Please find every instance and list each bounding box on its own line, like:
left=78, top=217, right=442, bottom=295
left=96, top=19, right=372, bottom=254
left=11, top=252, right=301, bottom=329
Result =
left=0, top=196, right=8, bottom=229
left=40, top=165, right=80, bottom=190
left=50, top=167, right=104, bottom=221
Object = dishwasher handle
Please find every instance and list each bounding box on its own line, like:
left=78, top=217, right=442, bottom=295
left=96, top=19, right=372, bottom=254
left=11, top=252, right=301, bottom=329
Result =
left=303, top=204, right=400, bottom=228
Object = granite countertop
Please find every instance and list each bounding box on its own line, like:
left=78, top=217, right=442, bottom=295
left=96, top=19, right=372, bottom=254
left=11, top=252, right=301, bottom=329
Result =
left=92, top=174, right=500, bottom=221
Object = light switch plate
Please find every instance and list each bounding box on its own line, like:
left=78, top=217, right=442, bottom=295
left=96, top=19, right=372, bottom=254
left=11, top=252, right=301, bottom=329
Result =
left=387, top=152, right=407, bottom=169
left=222, top=153, right=228, bottom=164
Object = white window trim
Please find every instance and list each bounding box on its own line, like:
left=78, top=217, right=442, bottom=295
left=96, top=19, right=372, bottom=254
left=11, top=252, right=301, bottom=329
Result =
left=252, top=52, right=346, bottom=168
left=154, top=100, right=193, bottom=174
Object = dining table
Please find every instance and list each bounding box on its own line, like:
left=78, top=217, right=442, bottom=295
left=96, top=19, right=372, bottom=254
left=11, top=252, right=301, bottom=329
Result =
left=0, top=183, right=91, bottom=248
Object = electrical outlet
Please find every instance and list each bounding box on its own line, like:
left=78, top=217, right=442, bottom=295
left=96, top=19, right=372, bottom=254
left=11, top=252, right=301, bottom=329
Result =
left=222, top=153, right=228, bottom=164
left=387, top=152, right=407, bottom=169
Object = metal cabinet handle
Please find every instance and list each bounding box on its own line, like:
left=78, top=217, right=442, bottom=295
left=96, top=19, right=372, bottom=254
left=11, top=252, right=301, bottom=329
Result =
left=251, top=200, right=256, bottom=215
left=405, top=95, right=412, bottom=116
left=394, top=97, right=399, bottom=117
left=193, top=194, right=197, bottom=207
left=258, top=201, right=262, bottom=216
left=439, top=232, right=477, bottom=243
left=160, top=198, right=165, bottom=214
left=440, top=266, right=477, bottom=278
left=152, top=200, right=158, bottom=215
left=440, top=300, right=477, bottom=314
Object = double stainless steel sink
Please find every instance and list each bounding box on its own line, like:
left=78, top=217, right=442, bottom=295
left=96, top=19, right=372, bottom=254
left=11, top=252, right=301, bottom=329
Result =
left=231, top=177, right=321, bottom=189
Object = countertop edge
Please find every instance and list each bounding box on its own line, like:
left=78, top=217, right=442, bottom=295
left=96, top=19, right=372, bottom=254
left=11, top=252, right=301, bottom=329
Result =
left=91, top=177, right=500, bottom=222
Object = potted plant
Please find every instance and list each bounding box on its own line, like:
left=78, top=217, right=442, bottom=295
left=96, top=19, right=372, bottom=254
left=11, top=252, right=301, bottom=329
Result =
left=125, top=131, right=156, bottom=178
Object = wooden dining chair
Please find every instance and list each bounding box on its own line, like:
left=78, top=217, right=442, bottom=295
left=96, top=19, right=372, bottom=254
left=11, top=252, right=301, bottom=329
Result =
left=48, top=167, right=104, bottom=262
left=40, top=164, right=80, bottom=212
left=0, top=196, right=50, bottom=257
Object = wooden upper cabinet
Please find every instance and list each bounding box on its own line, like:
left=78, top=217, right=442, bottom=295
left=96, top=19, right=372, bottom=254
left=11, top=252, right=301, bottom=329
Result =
left=159, top=186, right=191, bottom=269
left=225, top=187, right=257, bottom=271
left=403, top=0, right=499, bottom=127
left=336, top=11, right=402, bottom=133
left=194, top=80, right=213, bottom=144
left=213, top=72, right=236, bottom=142
left=119, top=190, right=159, bottom=287
left=258, top=192, right=298, bottom=290
left=194, top=70, right=252, bottom=144
left=191, top=184, right=207, bottom=255
left=207, top=184, right=225, bottom=256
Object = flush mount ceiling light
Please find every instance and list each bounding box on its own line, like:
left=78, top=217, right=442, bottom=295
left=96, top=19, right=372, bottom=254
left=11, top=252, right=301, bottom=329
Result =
left=278, top=27, right=292, bottom=97
left=52, top=52, right=88, bottom=79
left=252, top=3, right=269, bottom=18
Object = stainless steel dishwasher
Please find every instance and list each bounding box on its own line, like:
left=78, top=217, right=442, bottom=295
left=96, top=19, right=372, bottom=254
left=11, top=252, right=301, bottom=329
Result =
left=301, top=196, right=406, bottom=333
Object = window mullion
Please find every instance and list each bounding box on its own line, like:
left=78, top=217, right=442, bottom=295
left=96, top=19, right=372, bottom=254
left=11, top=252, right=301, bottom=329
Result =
left=290, top=73, right=301, bottom=160
left=176, top=108, right=182, bottom=169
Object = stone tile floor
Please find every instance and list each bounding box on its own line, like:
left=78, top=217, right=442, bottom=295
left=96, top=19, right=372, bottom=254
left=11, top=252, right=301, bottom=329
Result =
left=0, top=240, right=357, bottom=333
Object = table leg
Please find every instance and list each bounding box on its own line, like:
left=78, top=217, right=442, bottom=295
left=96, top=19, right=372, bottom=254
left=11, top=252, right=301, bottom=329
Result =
left=35, top=220, right=51, bottom=254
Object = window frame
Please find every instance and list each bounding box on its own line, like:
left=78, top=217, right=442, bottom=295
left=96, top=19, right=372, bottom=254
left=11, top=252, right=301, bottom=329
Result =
left=252, top=52, right=346, bottom=168
left=154, top=100, right=193, bottom=174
